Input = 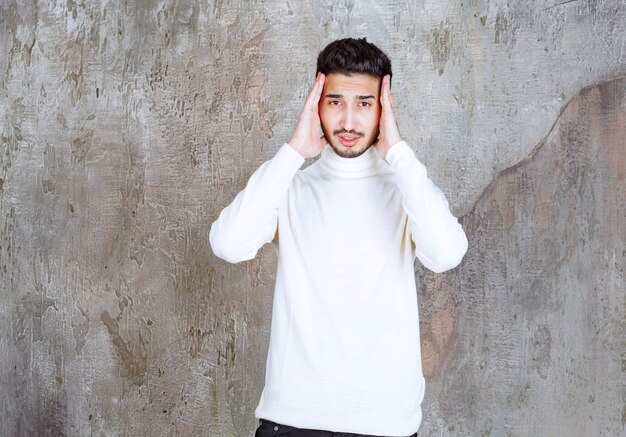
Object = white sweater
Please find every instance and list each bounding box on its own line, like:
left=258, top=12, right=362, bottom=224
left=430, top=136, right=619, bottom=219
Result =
left=210, top=141, right=468, bottom=436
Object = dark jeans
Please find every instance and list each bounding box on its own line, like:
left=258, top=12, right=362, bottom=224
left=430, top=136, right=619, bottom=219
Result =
left=254, top=419, right=418, bottom=437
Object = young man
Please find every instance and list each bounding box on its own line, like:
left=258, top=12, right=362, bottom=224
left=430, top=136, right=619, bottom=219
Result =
left=210, top=38, right=468, bottom=437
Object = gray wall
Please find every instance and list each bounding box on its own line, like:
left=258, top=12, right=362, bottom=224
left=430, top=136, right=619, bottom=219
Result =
left=0, top=0, right=624, bottom=435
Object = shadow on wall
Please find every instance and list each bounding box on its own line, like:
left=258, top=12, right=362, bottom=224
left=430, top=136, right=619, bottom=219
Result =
left=417, top=76, right=626, bottom=436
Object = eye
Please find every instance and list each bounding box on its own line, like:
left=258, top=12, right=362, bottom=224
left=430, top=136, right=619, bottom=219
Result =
left=359, top=101, right=372, bottom=107
left=328, top=100, right=341, bottom=106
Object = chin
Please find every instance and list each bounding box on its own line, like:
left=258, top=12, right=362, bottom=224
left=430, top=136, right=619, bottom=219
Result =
left=329, top=142, right=373, bottom=159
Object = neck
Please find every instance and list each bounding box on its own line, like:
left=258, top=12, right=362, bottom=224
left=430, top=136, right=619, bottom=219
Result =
left=318, top=144, right=383, bottom=178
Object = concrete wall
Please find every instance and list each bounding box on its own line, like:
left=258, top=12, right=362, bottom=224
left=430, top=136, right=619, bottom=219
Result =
left=0, top=0, right=624, bottom=435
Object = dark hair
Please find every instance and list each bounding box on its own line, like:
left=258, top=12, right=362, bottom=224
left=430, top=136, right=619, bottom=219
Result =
left=316, top=38, right=392, bottom=81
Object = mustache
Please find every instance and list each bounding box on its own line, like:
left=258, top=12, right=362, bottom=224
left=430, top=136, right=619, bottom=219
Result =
left=333, top=129, right=364, bottom=137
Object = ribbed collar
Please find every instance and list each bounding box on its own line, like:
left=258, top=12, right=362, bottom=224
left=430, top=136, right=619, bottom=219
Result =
left=318, top=144, right=383, bottom=178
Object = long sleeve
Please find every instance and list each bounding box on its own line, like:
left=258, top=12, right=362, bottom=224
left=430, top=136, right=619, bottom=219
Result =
left=385, top=141, right=468, bottom=273
left=209, top=143, right=304, bottom=263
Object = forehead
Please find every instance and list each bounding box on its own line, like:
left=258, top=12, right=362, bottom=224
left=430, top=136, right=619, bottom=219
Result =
left=322, top=73, right=381, bottom=97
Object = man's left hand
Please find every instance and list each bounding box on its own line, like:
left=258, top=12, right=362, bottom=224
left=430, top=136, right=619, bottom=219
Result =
left=373, top=74, right=402, bottom=160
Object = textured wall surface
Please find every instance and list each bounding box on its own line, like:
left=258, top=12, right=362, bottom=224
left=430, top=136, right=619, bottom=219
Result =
left=417, top=76, right=626, bottom=436
left=0, top=0, right=624, bottom=436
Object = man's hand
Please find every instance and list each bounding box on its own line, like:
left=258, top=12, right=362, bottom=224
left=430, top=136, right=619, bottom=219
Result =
left=288, top=73, right=327, bottom=159
left=373, top=75, right=402, bottom=160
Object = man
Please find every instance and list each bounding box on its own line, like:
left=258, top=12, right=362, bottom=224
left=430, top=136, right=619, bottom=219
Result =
left=210, top=38, right=468, bottom=437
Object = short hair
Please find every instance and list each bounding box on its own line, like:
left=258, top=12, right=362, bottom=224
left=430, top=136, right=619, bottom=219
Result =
left=316, top=38, right=392, bottom=81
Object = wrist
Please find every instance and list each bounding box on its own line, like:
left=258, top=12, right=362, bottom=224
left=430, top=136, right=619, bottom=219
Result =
left=377, top=138, right=402, bottom=159
left=287, top=140, right=307, bottom=159
left=388, top=138, right=403, bottom=150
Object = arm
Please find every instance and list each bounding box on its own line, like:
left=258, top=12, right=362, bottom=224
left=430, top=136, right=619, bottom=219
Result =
left=385, top=141, right=468, bottom=272
left=209, top=144, right=304, bottom=263
left=373, top=75, right=468, bottom=273
left=209, top=73, right=327, bottom=263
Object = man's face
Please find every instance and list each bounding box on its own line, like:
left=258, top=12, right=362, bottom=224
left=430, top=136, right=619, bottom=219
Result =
left=319, top=73, right=382, bottom=158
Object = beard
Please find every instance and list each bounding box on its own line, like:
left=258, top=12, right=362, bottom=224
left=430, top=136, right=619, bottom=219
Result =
left=321, top=125, right=379, bottom=159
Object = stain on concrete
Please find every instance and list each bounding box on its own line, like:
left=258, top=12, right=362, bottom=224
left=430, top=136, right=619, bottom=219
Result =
left=13, top=291, right=58, bottom=346
left=494, top=9, right=518, bottom=45
left=420, top=76, right=626, bottom=436
left=418, top=269, right=461, bottom=380
left=100, top=309, right=147, bottom=386
left=72, top=306, right=90, bottom=356
left=429, top=23, right=452, bottom=76
left=529, top=323, right=552, bottom=380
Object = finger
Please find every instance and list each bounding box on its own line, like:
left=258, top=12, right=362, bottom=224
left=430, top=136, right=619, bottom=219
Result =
left=314, top=73, right=325, bottom=105
left=305, top=73, right=325, bottom=109
left=382, top=76, right=396, bottom=116
left=380, top=75, right=391, bottom=109
left=379, top=75, right=387, bottom=107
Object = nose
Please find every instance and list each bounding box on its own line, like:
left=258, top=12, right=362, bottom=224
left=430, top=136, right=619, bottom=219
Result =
left=340, top=106, right=356, bottom=131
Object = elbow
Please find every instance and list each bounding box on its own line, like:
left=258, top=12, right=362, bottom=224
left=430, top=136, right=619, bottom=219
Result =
left=211, top=244, right=253, bottom=264
left=418, top=232, right=468, bottom=273
left=426, top=248, right=466, bottom=273
left=209, top=224, right=256, bottom=264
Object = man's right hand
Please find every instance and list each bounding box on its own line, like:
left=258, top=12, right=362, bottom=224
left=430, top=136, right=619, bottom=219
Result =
left=288, top=73, right=327, bottom=159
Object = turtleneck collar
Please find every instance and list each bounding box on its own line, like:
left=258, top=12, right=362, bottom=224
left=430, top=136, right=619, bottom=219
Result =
left=318, top=144, right=384, bottom=178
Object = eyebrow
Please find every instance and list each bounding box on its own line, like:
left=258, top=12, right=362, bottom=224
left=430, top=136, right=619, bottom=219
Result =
left=324, top=93, right=376, bottom=100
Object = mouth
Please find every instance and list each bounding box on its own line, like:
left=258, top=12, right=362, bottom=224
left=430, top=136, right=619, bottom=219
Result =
left=337, top=134, right=361, bottom=147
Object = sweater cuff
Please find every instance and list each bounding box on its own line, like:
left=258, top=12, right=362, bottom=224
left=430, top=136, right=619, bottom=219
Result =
left=384, top=141, right=427, bottom=176
left=277, top=143, right=306, bottom=170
